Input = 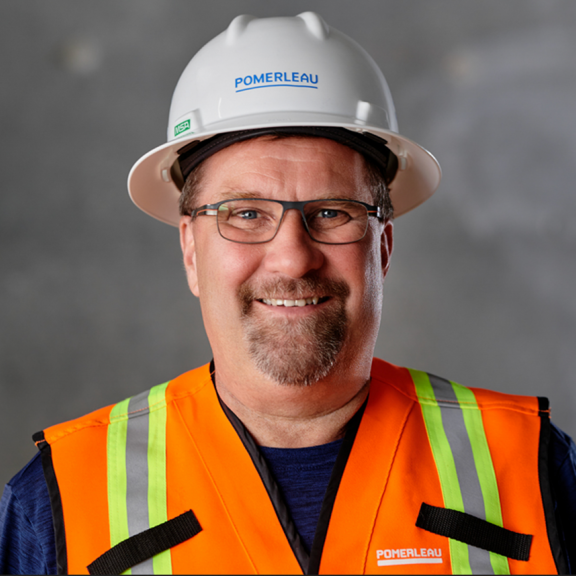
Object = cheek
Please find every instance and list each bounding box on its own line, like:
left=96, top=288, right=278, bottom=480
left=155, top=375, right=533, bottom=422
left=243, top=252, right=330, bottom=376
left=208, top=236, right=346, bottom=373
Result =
left=362, top=256, right=383, bottom=307
left=327, top=242, right=381, bottom=309
left=195, top=237, right=264, bottom=298
left=363, top=259, right=384, bottom=315
left=350, top=239, right=385, bottom=322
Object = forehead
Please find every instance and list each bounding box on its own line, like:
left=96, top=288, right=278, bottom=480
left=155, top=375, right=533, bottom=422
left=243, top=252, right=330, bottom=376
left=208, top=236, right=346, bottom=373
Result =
left=195, top=136, right=371, bottom=203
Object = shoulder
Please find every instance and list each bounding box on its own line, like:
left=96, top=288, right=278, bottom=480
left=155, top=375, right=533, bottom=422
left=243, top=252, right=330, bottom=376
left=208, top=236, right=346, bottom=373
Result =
left=41, top=364, right=213, bottom=447
left=549, top=422, right=576, bottom=500
left=550, top=422, right=576, bottom=464
left=4, top=452, right=47, bottom=505
left=549, top=423, right=576, bottom=572
left=0, top=453, right=56, bottom=574
left=370, top=358, right=541, bottom=413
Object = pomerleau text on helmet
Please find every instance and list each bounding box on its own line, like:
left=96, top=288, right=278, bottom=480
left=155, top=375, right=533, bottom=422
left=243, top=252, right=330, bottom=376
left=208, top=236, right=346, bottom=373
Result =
left=235, top=72, right=319, bottom=92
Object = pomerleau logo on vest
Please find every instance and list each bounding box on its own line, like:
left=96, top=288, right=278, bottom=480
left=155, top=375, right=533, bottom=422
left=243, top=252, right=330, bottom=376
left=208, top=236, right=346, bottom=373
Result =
left=235, top=71, right=319, bottom=92
left=376, top=547, right=443, bottom=567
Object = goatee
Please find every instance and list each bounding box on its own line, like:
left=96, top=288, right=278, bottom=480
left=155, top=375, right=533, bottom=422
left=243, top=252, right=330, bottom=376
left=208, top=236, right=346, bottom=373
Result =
left=238, top=276, right=350, bottom=386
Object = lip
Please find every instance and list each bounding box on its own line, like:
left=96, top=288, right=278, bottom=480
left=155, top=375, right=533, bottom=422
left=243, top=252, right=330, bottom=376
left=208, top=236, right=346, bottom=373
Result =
left=259, top=296, right=326, bottom=307
left=253, top=296, right=330, bottom=313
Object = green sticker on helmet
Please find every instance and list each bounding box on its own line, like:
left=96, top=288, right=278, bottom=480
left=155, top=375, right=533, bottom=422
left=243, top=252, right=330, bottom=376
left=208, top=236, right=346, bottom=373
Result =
left=174, top=119, right=191, bottom=137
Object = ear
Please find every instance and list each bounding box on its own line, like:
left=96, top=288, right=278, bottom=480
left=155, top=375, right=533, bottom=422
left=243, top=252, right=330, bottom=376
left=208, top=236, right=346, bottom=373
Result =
left=381, top=219, right=394, bottom=278
left=179, top=215, right=200, bottom=297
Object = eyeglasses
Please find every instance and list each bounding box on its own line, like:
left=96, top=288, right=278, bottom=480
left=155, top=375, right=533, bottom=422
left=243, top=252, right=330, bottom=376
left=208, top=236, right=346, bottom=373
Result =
left=190, top=198, right=382, bottom=245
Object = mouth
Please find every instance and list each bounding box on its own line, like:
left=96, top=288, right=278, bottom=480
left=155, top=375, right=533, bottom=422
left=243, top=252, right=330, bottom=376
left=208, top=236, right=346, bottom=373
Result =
left=258, top=296, right=330, bottom=307
left=239, top=277, right=349, bottom=318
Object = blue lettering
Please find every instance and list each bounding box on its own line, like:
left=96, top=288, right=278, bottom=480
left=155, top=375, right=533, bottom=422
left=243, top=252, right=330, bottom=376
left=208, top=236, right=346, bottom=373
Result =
left=235, top=71, right=319, bottom=91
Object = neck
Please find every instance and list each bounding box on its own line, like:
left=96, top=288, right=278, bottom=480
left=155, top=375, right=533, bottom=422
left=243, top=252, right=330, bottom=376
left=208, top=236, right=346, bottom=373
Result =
left=214, top=368, right=370, bottom=448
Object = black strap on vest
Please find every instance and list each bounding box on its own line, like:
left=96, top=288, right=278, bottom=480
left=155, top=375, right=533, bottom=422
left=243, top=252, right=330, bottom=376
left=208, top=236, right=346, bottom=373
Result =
left=87, top=510, right=202, bottom=575
left=537, top=397, right=569, bottom=574
left=33, top=430, right=69, bottom=575
left=416, top=503, right=532, bottom=561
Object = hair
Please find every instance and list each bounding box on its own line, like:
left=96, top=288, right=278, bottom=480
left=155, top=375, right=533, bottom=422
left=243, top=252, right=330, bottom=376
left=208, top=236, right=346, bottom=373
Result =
left=178, top=135, right=394, bottom=220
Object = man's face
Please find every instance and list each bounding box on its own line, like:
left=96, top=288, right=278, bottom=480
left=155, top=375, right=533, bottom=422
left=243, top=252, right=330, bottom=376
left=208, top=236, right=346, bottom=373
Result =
left=179, top=136, right=393, bottom=387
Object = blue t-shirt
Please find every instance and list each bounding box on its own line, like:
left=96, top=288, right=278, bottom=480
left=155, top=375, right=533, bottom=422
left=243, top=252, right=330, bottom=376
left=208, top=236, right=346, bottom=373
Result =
left=0, top=454, right=56, bottom=575
left=1, top=424, right=576, bottom=574
left=260, top=439, right=343, bottom=552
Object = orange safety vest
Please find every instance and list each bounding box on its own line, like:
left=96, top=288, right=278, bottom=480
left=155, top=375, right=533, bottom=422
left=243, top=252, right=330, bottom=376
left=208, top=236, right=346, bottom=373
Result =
left=34, top=359, right=566, bottom=574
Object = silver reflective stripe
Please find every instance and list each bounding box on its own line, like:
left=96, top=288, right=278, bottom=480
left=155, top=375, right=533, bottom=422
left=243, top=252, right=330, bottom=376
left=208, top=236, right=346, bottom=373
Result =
left=125, top=389, right=154, bottom=575
left=428, top=374, right=494, bottom=574
left=107, top=383, right=171, bottom=574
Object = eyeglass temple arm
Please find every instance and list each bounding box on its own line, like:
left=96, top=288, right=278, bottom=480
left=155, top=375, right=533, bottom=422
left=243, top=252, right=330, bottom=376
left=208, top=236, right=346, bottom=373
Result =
left=192, top=206, right=219, bottom=218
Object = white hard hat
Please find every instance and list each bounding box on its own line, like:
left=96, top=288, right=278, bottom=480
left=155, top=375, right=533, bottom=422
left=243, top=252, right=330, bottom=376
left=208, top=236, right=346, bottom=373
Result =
left=128, top=12, right=441, bottom=226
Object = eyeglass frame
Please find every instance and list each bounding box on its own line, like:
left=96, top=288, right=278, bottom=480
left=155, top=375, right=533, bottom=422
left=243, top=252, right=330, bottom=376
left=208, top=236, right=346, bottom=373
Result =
left=189, top=197, right=384, bottom=245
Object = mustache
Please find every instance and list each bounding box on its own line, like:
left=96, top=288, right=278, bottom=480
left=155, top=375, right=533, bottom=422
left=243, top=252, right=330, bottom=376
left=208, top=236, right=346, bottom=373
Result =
left=238, top=276, right=350, bottom=315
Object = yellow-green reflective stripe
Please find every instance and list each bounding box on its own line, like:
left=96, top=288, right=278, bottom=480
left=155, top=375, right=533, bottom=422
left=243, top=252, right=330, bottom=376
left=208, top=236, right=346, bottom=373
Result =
left=107, top=383, right=172, bottom=575
left=107, top=398, right=131, bottom=574
left=147, top=382, right=171, bottom=574
left=410, top=369, right=472, bottom=574
left=451, top=383, right=509, bottom=575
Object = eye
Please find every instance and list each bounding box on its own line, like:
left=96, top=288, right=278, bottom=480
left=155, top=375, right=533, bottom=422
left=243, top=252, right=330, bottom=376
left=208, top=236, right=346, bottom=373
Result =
left=311, top=207, right=352, bottom=223
left=236, top=209, right=260, bottom=220
left=306, top=202, right=359, bottom=232
left=319, top=209, right=340, bottom=219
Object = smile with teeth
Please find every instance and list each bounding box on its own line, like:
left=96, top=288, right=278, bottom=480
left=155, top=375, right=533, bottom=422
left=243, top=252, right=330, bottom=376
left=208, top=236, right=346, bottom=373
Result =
left=259, top=296, right=326, bottom=307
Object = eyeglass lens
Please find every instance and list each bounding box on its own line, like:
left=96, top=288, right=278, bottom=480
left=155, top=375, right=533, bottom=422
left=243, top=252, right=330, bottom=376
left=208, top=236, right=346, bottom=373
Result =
left=215, top=199, right=369, bottom=244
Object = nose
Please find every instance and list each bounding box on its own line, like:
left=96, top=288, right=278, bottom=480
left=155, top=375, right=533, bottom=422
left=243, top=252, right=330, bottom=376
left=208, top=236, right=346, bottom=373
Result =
left=261, top=209, right=325, bottom=278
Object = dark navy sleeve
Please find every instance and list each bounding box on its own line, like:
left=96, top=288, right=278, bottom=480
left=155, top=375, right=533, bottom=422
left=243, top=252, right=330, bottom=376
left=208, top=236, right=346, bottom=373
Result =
left=550, top=422, right=576, bottom=574
left=0, top=452, right=57, bottom=575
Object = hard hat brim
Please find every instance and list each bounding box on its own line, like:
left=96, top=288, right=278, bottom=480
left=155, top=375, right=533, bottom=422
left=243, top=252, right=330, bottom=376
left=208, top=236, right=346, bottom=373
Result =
left=127, top=113, right=441, bottom=226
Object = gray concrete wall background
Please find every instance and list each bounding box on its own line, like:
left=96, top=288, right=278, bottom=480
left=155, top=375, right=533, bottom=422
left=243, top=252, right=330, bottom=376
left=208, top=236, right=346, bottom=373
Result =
left=1, top=0, right=575, bottom=489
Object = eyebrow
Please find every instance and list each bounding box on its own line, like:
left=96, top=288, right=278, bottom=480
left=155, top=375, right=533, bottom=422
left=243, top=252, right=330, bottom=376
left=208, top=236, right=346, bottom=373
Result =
left=222, top=190, right=264, bottom=200
left=211, top=190, right=360, bottom=202
left=206, top=189, right=262, bottom=203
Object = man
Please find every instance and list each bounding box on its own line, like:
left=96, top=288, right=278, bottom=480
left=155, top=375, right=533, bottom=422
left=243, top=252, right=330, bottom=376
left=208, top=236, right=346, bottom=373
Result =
left=1, top=12, right=575, bottom=575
